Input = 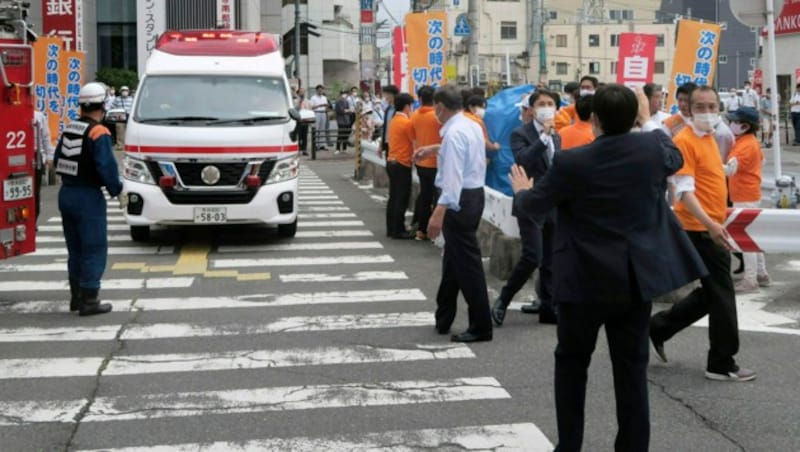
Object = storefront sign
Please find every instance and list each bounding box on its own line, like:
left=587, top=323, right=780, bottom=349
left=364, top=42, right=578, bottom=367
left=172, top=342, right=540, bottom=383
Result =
left=42, top=0, right=82, bottom=50
left=216, top=0, right=236, bottom=29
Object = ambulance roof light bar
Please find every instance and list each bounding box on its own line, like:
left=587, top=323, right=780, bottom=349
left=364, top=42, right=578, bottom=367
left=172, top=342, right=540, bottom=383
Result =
left=155, top=30, right=279, bottom=57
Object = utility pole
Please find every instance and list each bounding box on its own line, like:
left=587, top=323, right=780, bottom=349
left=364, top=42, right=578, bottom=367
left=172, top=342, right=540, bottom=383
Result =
left=294, top=0, right=301, bottom=85
left=468, top=0, right=479, bottom=87
left=532, top=0, right=542, bottom=83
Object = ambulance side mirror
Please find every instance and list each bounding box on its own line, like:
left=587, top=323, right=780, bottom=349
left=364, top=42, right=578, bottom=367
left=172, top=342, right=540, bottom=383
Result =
left=288, top=108, right=301, bottom=122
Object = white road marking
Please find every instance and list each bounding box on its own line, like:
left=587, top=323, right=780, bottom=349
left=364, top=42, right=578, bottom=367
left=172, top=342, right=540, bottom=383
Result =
left=298, top=206, right=351, bottom=212
left=0, top=377, right=508, bottom=425
left=296, top=190, right=334, bottom=195
left=0, top=263, right=68, bottom=272
left=123, top=311, right=433, bottom=339
left=212, top=254, right=393, bottom=268
left=30, top=246, right=174, bottom=256
left=131, top=288, right=426, bottom=311
left=0, top=277, right=193, bottom=291
left=48, top=216, right=126, bottom=223
left=298, top=195, right=339, bottom=200
left=297, top=212, right=357, bottom=219
left=77, top=423, right=553, bottom=452
left=691, top=289, right=800, bottom=336
left=38, top=224, right=128, bottom=232
left=295, top=230, right=373, bottom=238
left=278, top=271, right=407, bottom=282
left=298, top=220, right=364, bottom=227
left=216, top=241, right=383, bottom=253
left=297, top=200, right=344, bottom=205
left=0, top=299, right=133, bottom=314
left=0, top=324, right=122, bottom=342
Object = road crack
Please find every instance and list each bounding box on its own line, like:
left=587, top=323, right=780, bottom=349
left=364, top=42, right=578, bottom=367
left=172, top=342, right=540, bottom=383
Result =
left=648, top=377, right=746, bottom=451
left=62, top=299, right=142, bottom=452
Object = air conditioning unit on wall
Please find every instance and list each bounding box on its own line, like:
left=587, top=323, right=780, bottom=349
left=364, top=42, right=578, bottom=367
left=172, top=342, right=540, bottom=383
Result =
left=457, top=75, right=468, bottom=84
left=479, top=73, right=488, bottom=82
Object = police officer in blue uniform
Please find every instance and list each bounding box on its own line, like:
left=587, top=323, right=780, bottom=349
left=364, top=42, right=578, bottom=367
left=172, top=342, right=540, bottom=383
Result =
left=53, top=82, right=123, bottom=316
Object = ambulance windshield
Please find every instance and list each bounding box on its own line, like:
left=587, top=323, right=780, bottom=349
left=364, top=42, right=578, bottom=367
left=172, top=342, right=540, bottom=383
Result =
left=134, top=75, right=289, bottom=125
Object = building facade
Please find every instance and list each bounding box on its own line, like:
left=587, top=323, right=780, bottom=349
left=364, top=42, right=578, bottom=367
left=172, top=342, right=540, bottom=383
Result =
left=26, top=0, right=356, bottom=89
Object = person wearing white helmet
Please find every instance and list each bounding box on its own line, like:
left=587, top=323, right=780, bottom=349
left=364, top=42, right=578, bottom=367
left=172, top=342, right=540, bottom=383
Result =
left=53, top=81, right=123, bottom=316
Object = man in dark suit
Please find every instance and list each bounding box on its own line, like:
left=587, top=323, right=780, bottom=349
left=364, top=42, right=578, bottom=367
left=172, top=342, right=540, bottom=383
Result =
left=510, top=84, right=707, bottom=452
left=492, top=90, right=561, bottom=325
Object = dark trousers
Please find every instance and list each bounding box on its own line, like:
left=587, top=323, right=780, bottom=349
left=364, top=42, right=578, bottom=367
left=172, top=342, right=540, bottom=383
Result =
left=499, top=214, right=543, bottom=303
left=537, top=214, right=556, bottom=314
left=650, top=231, right=739, bottom=373
left=35, top=165, right=43, bottom=221
left=295, top=123, right=308, bottom=152
left=58, top=185, right=109, bottom=290
left=792, top=112, right=800, bottom=144
left=385, top=162, right=412, bottom=237
left=413, top=166, right=438, bottom=234
left=336, top=121, right=350, bottom=150
left=555, top=299, right=652, bottom=452
left=435, top=188, right=492, bottom=334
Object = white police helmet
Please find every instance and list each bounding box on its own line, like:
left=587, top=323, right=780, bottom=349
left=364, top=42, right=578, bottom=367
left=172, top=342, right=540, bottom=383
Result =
left=78, top=82, right=107, bottom=108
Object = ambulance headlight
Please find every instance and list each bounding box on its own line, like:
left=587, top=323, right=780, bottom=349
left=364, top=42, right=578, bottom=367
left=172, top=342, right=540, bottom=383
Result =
left=265, top=154, right=299, bottom=185
left=122, top=156, right=156, bottom=185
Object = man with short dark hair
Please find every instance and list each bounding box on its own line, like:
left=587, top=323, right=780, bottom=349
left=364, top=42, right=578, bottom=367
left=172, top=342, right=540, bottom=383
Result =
left=559, top=94, right=595, bottom=150
left=510, top=84, right=706, bottom=452
left=310, top=85, right=332, bottom=150
left=644, top=83, right=669, bottom=126
left=379, top=85, right=400, bottom=157
left=556, top=76, right=598, bottom=130
left=424, top=85, right=493, bottom=342
left=409, top=85, right=441, bottom=241
left=385, top=93, right=416, bottom=239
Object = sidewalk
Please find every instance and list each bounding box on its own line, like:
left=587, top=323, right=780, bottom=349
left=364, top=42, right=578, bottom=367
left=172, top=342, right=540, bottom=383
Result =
left=761, top=142, right=800, bottom=189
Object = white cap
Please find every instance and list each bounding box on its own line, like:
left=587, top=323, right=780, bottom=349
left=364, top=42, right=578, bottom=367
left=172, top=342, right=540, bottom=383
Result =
left=120, top=85, right=130, bottom=92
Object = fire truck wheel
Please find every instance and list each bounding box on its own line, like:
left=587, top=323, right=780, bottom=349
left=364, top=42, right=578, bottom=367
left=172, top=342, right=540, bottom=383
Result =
left=277, top=219, right=297, bottom=238
left=130, top=226, right=151, bottom=242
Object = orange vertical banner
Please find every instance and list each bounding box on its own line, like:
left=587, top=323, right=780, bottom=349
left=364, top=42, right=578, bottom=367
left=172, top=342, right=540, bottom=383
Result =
left=60, top=50, right=86, bottom=126
left=32, top=36, right=64, bottom=147
left=405, top=11, right=448, bottom=95
left=666, top=20, right=722, bottom=115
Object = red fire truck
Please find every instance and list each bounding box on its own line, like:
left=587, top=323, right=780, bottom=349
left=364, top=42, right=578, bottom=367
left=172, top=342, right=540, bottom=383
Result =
left=0, top=1, right=35, bottom=259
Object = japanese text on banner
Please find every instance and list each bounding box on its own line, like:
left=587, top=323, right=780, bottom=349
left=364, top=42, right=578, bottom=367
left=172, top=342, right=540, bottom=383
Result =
left=60, top=51, right=84, bottom=123
left=616, top=33, right=657, bottom=89
left=405, top=12, right=448, bottom=95
left=33, top=37, right=86, bottom=147
left=666, top=20, right=721, bottom=115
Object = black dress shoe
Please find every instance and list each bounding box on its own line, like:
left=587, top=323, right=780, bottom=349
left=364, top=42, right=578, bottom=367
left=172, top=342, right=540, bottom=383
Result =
left=520, top=299, right=541, bottom=314
left=491, top=298, right=508, bottom=326
left=451, top=330, right=492, bottom=343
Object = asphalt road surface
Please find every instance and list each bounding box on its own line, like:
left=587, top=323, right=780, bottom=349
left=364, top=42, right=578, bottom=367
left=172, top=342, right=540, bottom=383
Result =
left=1, top=158, right=799, bottom=451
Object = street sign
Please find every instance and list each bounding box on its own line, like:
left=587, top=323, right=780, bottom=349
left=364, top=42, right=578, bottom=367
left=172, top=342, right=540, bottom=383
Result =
left=454, top=14, right=471, bottom=37
left=729, top=0, right=784, bottom=27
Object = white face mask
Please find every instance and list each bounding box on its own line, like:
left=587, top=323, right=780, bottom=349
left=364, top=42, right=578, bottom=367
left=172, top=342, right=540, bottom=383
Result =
left=475, top=107, right=486, bottom=118
left=579, top=89, right=595, bottom=97
left=730, top=122, right=748, bottom=136
left=535, top=106, right=556, bottom=124
left=692, top=113, right=719, bottom=132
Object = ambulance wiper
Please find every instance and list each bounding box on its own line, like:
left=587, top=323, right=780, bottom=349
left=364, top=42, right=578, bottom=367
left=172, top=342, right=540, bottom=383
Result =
left=139, top=116, right=220, bottom=123
left=206, top=115, right=288, bottom=126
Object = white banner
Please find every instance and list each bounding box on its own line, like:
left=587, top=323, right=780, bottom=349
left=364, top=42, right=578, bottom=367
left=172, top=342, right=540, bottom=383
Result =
left=136, top=0, right=167, bottom=77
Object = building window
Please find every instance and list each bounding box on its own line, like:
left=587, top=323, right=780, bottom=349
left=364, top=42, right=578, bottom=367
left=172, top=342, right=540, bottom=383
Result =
left=589, top=62, right=600, bottom=74
left=556, top=62, right=568, bottom=75
left=623, top=10, right=634, bottom=20
left=500, top=21, right=517, bottom=40
left=719, top=55, right=728, bottom=64
left=549, top=11, right=558, bottom=20
left=588, top=34, right=600, bottom=47
left=610, top=9, right=634, bottom=21
left=655, top=61, right=665, bottom=74
left=656, top=34, right=665, bottom=47
left=611, top=61, right=618, bottom=74
left=610, top=34, right=620, bottom=47
left=556, top=34, right=568, bottom=47
left=97, top=0, right=137, bottom=71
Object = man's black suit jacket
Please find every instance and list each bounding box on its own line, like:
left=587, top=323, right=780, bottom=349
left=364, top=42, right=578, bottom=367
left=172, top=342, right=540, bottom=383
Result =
left=514, top=130, right=708, bottom=303
left=510, top=121, right=561, bottom=219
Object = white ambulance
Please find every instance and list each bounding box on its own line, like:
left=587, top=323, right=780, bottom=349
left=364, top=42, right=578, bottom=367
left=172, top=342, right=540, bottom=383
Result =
left=121, top=30, right=300, bottom=241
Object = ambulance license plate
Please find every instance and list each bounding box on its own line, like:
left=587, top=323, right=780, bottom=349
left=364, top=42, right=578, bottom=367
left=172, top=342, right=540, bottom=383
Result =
left=194, top=207, right=227, bottom=224
left=3, top=176, right=33, bottom=202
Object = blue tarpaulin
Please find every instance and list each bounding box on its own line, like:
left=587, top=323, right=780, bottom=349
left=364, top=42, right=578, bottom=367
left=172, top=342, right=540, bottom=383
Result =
left=484, top=84, right=534, bottom=196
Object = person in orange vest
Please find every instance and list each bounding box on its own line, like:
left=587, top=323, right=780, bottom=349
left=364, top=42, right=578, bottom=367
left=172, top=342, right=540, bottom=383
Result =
left=385, top=93, right=416, bottom=239
left=661, top=82, right=697, bottom=137
left=723, top=107, right=771, bottom=292
left=559, top=94, right=595, bottom=150
left=409, top=86, right=442, bottom=241
left=555, top=76, right=598, bottom=131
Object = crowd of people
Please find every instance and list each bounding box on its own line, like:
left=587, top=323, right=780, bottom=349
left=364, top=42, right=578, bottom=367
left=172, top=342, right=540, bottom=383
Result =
left=352, top=76, right=777, bottom=451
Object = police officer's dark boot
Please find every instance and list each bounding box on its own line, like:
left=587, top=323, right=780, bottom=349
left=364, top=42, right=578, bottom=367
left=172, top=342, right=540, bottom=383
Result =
left=69, top=279, right=81, bottom=312
left=79, top=288, right=113, bottom=317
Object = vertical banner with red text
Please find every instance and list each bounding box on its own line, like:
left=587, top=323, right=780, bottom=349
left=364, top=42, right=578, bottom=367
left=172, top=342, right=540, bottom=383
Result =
left=405, top=12, right=448, bottom=95
left=42, top=0, right=82, bottom=50
left=616, top=33, right=657, bottom=89
left=216, top=0, right=236, bottom=29
left=666, top=20, right=722, bottom=115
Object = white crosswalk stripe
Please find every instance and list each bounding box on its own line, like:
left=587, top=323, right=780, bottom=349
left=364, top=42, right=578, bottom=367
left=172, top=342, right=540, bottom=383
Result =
left=0, top=168, right=552, bottom=450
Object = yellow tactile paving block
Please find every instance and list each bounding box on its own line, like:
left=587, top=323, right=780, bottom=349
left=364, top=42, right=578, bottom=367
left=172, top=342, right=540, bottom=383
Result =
left=236, top=272, right=272, bottom=281
left=112, top=263, right=147, bottom=270
left=204, top=270, right=240, bottom=278
left=173, top=244, right=210, bottom=275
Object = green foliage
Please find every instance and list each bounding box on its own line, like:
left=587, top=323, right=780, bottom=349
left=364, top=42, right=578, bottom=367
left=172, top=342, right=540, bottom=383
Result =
left=95, top=67, right=139, bottom=91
